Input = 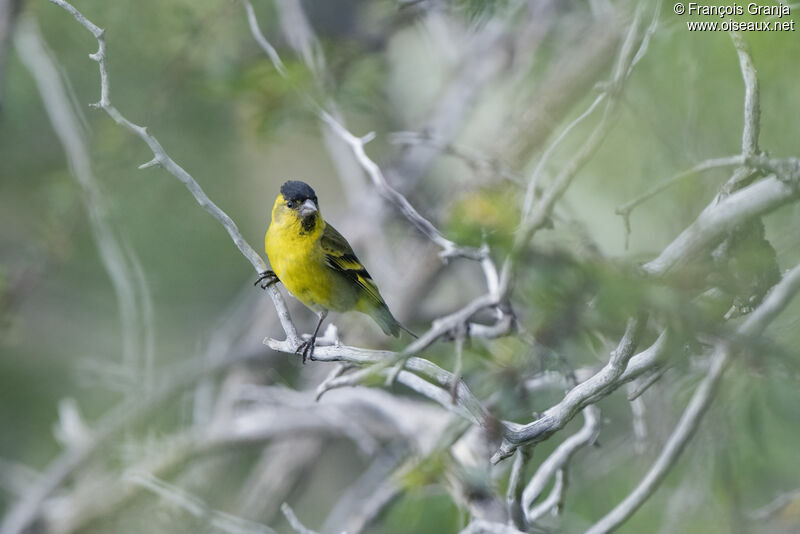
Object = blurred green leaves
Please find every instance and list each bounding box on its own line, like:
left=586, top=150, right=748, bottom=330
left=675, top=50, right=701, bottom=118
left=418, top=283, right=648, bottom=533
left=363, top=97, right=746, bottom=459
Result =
left=218, top=57, right=315, bottom=137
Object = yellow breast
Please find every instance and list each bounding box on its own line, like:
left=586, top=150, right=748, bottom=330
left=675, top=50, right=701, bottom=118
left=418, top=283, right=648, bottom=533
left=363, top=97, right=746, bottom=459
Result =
left=265, top=195, right=345, bottom=312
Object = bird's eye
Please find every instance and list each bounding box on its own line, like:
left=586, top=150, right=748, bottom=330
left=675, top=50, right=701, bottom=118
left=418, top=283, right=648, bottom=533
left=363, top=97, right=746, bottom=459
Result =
left=286, top=200, right=296, bottom=209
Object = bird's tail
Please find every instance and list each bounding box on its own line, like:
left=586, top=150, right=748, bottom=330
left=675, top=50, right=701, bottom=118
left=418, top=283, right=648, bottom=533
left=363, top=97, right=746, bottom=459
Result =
left=371, top=304, right=417, bottom=338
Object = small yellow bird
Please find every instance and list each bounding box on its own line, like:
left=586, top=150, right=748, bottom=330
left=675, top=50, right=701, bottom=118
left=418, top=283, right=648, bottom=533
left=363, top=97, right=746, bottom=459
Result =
left=257, top=180, right=414, bottom=361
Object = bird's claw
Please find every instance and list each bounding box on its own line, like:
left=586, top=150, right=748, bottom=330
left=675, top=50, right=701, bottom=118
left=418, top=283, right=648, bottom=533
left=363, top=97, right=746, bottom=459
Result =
left=295, top=338, right=316, bottom=364
left=255, top=270, right=279, bottom=289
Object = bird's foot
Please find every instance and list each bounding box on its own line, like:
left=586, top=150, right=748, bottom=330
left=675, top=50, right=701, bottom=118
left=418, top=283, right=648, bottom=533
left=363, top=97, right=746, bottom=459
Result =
left=254, top=270, right=279, bottom=289
left=295, top=336, right=316, bottom=364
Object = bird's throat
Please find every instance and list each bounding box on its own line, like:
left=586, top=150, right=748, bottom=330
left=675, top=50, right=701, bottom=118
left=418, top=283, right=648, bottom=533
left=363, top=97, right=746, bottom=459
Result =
left=300, top=213, right=317, bottom=234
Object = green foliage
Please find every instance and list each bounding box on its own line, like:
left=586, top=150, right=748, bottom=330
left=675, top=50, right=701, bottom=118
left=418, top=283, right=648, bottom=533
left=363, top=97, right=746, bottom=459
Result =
left=372, top=491, right=460, bottom=534
left=217, top=58, right=316, bottom=137
left=452, top=0, right=510, bottom=22
left=401, top=450, right=450, bottom=489
left=446, top=185, right=519, bottom=253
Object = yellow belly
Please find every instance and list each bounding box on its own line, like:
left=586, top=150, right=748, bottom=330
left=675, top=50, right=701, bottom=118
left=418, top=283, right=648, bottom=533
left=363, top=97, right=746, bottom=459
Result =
left=265, top=225, right=357, bottom=313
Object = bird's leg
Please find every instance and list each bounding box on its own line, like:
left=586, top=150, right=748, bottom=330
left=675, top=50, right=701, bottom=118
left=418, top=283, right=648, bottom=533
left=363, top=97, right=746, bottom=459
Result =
left=254, top=270, right=279, bottom=289
left=296, top=310, right=327, bottom=364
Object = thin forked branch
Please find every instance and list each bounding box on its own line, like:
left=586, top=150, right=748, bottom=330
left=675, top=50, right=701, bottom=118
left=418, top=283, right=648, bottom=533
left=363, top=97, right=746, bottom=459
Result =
left=45, top=0, right=299, bottom=344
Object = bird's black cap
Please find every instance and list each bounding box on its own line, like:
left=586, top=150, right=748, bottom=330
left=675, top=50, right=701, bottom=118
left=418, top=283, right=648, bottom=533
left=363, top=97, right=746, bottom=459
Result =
left=280, top=180, right=318, bottom=203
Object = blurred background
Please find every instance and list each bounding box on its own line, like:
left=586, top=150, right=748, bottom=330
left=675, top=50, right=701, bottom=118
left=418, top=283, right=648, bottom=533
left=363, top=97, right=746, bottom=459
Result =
left=1, top=1, right=800, bottom=533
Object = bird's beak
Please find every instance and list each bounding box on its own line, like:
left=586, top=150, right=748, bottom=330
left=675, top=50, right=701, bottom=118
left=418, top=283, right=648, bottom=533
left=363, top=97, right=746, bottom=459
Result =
left=298, top=199, right=318, bottom=217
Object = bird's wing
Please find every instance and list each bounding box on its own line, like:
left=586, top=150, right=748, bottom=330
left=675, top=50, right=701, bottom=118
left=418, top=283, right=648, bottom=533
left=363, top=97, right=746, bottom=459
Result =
left=320, top=223, right=384, bottom=306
